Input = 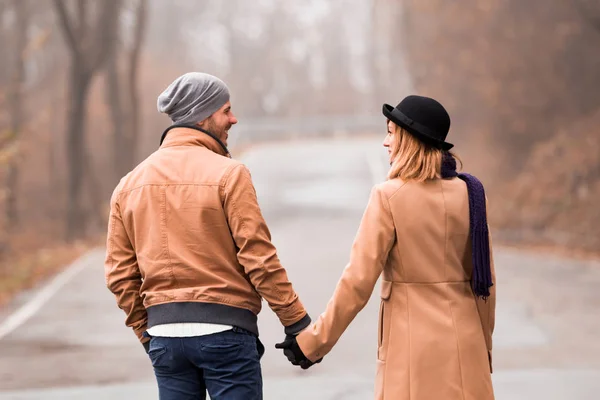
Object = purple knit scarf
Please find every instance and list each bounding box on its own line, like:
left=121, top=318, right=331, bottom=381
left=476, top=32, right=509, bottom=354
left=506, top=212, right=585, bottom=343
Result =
left=441, top=152, right=493, bottom=299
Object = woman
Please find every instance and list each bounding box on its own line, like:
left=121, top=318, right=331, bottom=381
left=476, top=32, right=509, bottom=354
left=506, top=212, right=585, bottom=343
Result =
left=278, top=95, right=496, bottom=399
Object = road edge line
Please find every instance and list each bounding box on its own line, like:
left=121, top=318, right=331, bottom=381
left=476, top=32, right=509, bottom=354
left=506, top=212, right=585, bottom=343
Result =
left=0, top=250, right=99, bottom=340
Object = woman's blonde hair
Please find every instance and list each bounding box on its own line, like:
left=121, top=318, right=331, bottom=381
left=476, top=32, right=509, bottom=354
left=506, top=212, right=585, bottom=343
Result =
left=387, top=122, right=461, bottom=181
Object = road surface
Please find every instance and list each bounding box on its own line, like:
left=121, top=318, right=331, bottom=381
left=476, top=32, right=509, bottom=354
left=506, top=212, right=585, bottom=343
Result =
left=0, top=137, right=599, bottom=399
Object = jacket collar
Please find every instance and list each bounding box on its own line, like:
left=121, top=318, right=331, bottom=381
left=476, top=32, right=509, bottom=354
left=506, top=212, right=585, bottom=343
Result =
left=160, top=125, right=231, bottom=158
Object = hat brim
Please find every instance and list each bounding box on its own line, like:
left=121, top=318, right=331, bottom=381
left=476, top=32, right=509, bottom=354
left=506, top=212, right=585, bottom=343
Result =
left=382, top=104, right=454, bottom=151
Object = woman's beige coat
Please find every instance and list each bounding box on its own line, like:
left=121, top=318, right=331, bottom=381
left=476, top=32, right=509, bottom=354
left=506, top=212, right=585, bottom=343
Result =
left=297, top=177, right=496, bottom=400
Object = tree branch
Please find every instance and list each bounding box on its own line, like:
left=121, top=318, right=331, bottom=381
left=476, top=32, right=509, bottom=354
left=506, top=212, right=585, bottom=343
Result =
left=130, top=0, right=147, bottom=75
left=574, top=0, right=600, bottom=34
left=0, top=1, right=5, bottom=26
left=126, top=0, right=148, bottom=164
left=89, top=0, right=122, bottom=73
left=9, top=0, right=28, bottom=135
left=76, top=0, right=88, bottom=39
left=0, top=1, right=6, bottom=80
left=52, top=0, right=81, bottom=58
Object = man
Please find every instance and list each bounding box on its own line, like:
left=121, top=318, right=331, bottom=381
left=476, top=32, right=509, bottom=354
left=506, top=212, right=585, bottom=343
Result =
left=104, top=72, right=311, bottom=399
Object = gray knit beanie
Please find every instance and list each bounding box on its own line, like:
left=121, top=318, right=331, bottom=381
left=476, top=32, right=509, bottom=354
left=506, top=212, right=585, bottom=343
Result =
left=157, top=72, right=230, bottom=124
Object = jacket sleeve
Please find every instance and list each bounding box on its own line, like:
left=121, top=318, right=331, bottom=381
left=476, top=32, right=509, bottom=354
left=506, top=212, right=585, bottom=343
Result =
left=222, top=164, right=310, bottom=334
left=104, top=191, right=149, bottom=344
left=297, top=185, right=396, bottom=361
left=476, top=222, right=496, bottom=373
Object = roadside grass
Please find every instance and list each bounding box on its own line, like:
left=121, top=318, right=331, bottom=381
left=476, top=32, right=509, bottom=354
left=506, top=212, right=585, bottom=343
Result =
left=0, top=234, right=101, bottom=307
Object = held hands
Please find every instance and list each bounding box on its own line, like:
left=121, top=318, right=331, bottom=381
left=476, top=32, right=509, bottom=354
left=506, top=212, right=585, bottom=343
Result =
left=275, top=335, right=322, bottom=370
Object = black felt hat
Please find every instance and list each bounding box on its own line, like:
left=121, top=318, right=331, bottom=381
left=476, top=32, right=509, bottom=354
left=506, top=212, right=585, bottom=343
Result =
left=382, top=95, right=453, bottom=150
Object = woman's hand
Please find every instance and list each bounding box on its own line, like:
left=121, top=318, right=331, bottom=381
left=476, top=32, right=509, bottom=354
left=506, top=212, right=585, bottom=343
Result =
left=275, top=335, right=322, bottom=370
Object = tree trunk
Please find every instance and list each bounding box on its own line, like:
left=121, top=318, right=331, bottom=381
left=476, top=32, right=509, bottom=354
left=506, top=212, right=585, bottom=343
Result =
left=5, top=0, right=28, bottom=232
left=0, top=1, right=8, bottom=83
left=49, top=93, right=60, bottom=212
left=5, top=162, right=19, bottom=230
left=126, top=0, right=148, bottom=169
left=83, top=147, right=105, bottom=232
left=53, top=0, right=123, bottom=241
left=576, top=0, right=600, bottom=33
left=66, top=65, right=91, bottom=242
left=106, top=52, right=126, bottom=184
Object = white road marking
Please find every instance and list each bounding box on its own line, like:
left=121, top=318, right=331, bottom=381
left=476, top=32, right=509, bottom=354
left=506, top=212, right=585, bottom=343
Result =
left=0, top=251, right=97, bottom=340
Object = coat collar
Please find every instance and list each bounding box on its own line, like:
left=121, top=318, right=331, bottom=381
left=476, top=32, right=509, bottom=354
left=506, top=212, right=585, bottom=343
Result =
left=160, top=125, right=231, bottom=158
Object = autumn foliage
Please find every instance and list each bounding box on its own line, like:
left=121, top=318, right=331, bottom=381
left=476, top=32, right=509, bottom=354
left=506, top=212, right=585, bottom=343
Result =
left=399, top=0, right=600, bottom=252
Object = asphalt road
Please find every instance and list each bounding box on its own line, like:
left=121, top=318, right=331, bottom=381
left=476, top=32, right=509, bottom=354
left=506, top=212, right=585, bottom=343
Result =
left=0, top=137, right=599, bottom=399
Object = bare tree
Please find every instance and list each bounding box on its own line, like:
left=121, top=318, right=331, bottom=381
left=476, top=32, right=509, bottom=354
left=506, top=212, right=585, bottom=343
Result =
left=107, top=0, right=148, bottom=184
left=126, top=0, right=148, bottom=167
left=575, top=0, right=600, bottom=33
left=371, top=0, right=404, bottom=98
left=0, top=0, right=29, bottom=256
left=5, top=0, right=29, bottom=233
left=52, top=0, right=122, bottom=241
left=0, top=1, right=7, bottom=83
left=0, top=0, right=9, bottom=255
left=105, top=30, right=126, bottom=184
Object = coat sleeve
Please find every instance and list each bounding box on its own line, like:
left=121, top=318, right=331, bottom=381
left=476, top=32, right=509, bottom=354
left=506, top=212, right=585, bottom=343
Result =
left=104, top=190, right=149, bottom=344
left=476, top=222, right=496, bottom=373
left=222, top=164, right=310, bottom=334
left=297, top=185, right=396, bottom=361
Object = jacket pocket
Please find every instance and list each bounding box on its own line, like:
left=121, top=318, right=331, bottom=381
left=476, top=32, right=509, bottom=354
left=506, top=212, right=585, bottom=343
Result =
left=378, top=281, right=393, bottom=361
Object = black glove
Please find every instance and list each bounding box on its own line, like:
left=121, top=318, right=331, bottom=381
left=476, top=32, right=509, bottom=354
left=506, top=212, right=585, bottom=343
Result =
left=143, top=340, right=150, bottom=354
left=275, top=335, right=322, bottom=370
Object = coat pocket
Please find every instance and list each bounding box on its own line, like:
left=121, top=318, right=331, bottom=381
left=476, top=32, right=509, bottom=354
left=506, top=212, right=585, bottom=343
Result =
left=378, top=280, right=393, bottom=361
left=378, top=301, right=385, bottom=349
left=380, top=280, right=392, bottom=300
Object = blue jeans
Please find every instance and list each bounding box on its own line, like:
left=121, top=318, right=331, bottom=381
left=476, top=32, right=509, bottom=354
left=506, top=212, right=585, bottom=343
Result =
left=147, top=328, right=265, bottom=400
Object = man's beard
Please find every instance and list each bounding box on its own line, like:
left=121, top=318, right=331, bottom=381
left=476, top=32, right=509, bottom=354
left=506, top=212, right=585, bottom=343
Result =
left=204, top=118, right=230, bottom=144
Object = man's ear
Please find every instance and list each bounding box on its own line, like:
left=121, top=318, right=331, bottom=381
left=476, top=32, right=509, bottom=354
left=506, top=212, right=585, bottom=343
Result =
left=197, top=115, right=213, bottom=129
